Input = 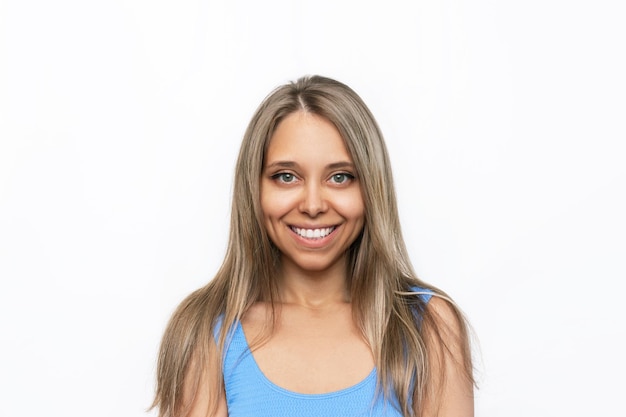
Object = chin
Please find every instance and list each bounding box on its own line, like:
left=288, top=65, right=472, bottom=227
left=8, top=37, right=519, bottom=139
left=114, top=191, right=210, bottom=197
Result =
left=284, top=254, right=346, bottom=275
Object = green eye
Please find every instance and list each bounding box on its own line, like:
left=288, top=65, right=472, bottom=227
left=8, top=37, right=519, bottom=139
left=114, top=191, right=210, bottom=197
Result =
left=274, top=173, right=295, bottom=183
left=331, top=173, right=353, bottom=184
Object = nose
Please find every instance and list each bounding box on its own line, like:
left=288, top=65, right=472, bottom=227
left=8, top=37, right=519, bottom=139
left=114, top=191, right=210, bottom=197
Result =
left=299, top=182, right=328, bottom=217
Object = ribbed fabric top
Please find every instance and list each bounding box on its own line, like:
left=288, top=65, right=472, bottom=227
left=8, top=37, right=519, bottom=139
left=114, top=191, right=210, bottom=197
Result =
left=220, top=289, right=432, bottom=417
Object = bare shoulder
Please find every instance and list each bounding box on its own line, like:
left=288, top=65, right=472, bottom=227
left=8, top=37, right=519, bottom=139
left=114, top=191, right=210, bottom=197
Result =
left=422, top=295, right=472, bottom=364
left=425, top=296, right=466, bottom=334
left=242, top=301, right=271, bottom=322
left=241, top=301, right=273, bottom=341
left=181, top=337, right=228, bottom=417
left=422, top=295, right=474, bottom=417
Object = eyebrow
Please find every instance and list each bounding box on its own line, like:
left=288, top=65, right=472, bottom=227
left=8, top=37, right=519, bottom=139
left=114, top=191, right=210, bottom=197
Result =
left=264, top=161, right=355, bottom=170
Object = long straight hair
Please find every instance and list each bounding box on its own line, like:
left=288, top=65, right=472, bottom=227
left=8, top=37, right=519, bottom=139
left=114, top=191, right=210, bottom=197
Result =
left=152, top=75, right=473, bottom=417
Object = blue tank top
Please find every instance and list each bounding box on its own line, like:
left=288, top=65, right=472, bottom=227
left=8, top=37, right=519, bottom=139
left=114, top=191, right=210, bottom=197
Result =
left=219, top=290, right=432, bottom=417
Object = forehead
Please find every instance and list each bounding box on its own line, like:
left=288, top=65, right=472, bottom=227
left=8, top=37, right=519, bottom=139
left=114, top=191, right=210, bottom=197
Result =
left=264, top=112, right=353, bottom=165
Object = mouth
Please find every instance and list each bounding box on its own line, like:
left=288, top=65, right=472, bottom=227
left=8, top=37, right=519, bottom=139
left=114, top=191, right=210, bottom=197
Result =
left=289, top=225, right=337, bottom=240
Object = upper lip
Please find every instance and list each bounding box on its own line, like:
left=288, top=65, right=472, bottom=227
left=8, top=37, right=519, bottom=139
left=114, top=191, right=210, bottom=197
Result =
left=289, top=223, right=338, bottom=229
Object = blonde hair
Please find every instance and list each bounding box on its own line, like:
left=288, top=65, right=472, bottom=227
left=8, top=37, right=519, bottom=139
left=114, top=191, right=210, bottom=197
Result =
left=152, top=75, right=473, bottom=417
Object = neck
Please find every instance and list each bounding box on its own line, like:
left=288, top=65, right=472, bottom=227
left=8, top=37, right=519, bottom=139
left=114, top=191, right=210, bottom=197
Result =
left=277, top=259, right=350, bottom=309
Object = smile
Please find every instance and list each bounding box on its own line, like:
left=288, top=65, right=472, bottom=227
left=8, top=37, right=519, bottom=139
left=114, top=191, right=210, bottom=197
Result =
left=290, top=226, right=336, bottom=239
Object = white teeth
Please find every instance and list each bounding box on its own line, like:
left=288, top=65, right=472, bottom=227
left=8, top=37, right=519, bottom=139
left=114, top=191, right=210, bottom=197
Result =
left=292, top=227, right=335, bottom=239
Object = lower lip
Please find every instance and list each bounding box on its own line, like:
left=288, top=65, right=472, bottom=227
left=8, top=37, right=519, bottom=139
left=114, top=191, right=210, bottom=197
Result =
left=289, top=226, right=339, bottom=248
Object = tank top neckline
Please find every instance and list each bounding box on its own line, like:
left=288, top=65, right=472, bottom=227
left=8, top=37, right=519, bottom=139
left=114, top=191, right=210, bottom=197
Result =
left=234, top=320, right=377, bottom=399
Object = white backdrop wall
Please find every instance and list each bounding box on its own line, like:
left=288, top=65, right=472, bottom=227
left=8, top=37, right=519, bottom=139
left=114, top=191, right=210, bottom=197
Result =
left=1, top=1, right=624, bottom=416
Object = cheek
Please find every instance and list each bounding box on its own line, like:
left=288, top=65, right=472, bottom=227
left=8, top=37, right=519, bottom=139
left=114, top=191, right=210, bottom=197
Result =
left=335, top=191, right=365, bottom=221
left=259, top=181, right=275, bottom=217
left=260, top=186, right=292, bottom=220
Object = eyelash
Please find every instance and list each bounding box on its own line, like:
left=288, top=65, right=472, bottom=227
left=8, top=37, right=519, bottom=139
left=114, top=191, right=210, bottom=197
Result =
left=271, top=172, right=297, bottom=183
left=329, top=173, right=354, bottom=184
left=270, top=172, right=355, bottom=185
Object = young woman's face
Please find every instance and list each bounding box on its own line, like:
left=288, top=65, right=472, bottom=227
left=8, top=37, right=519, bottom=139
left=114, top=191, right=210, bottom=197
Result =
left=260, top=111, right=365, bottom=276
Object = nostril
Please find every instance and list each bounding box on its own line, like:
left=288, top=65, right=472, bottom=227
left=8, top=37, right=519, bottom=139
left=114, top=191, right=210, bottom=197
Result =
left=299, top=189, right=326, bottom=215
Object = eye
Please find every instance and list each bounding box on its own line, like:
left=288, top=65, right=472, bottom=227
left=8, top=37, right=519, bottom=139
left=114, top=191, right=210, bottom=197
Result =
left=272, top=172, right=297, bottom=183
left=330, top=173, right=354, bottom=184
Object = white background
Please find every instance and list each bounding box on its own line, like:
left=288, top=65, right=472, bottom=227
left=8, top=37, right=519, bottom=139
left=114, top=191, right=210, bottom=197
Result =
left=1, top=1, right=624, bottom=416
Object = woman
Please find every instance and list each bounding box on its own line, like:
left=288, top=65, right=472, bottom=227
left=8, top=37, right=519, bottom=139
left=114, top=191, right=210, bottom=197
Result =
left=152, top=76, right=474, bottom=417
